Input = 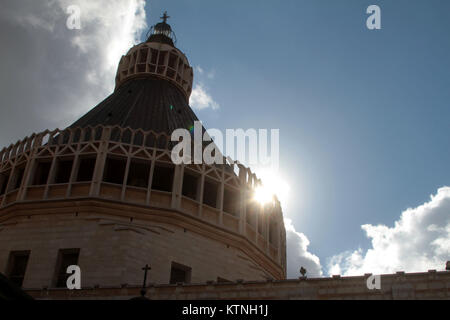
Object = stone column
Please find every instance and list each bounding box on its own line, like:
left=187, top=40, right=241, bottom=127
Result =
left=171, top=164, right=184, bottom=210
left=218, top=166, right=225, bottom=226
left=238, top=164, right=247, bottom=235
left=89, top=127, right=110, bottom=196
left=198, top=168, right=205, bottom=218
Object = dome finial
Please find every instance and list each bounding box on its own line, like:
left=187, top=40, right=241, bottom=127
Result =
left=146, top=11, right=177, bottom=45
left=161, top=11, right=170, bottom=23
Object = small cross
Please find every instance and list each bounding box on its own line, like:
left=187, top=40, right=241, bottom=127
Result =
left=161, top=11, right=170, bottom=23
left=141, top=264, right=151, bottom=296
left=300, top=266, right=307, bottom=277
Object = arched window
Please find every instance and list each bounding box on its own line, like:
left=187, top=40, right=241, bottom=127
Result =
left=203, top=178, right=219, bottom=208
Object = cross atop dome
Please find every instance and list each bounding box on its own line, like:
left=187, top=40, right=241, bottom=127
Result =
left=146, top=11, right=177, bottom=46
left=161, top=11, right=170, bottom=23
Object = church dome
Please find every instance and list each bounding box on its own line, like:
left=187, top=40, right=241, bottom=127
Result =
left=71, top=12, right=195, bottom=134
left=0, top=12, right=287, bottom=294
left=113, top=12, right=192, bottom=103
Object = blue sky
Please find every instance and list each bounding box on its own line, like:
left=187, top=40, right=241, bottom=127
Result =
left=1, top=0, right=448, bottom=277
left=143, top=0, right=450, bottom=268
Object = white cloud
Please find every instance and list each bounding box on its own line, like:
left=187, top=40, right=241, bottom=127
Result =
left=195, top=66, right=204, bottom=75
left=63, top=0, right=147, bottom=74
left=0, top=0, right=147, bottom=147
left=285, top=218, right=323, bottom=278
left=328, top=186, right=450, bottom=275
left=190, top=65, right=219, bottom=111
left=190, top=83, right=220, bottom=111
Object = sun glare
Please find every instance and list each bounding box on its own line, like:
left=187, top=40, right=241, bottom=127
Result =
left=254, top=185, right=274, bottom=205
left=252, top=169, right=290, bottom=207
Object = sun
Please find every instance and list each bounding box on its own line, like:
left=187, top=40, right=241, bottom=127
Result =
left=254, top=185, right=274, bottom=205
left=252, top=169, right=290, bottom=207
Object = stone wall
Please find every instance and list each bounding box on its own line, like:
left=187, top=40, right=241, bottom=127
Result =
left=0, top=199, right=283, bottom=288
left=26, top=270, right=450, bottom=300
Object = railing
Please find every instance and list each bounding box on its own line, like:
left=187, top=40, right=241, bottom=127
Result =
left=0, top=125, right=286, bottom=268
left=0, top=126, right=267, bottom=186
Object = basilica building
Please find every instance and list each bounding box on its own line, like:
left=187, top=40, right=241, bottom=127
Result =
left=0, top=13, right=286, bottom=297
left=0, top=14, right=448, bottom=300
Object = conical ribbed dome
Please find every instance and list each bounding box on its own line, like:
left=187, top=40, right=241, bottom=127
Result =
left=70, top=12, right=195, bottom=135
left=70, top=77, right=198, bottom=134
